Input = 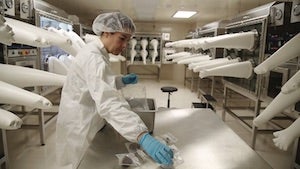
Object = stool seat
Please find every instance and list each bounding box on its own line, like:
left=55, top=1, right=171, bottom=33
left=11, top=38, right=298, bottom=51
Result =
left=160, top=86, right=178, bottom=108
left=161, top=86, right=178, bottom=93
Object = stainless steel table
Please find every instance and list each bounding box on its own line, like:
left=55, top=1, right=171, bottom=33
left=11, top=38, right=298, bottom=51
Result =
left=79, top=108, right=272, bottom=169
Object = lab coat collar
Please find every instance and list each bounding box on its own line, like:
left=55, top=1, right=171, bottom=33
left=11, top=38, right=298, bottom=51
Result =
left=94, top=38, right=111, bottom=65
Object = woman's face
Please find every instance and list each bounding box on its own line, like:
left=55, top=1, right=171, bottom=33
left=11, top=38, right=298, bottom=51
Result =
left=103, top=32, right=132, bottom=55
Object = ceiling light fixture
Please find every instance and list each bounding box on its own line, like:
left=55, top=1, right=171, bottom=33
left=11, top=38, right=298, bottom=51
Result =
left=172, top=10, right=197, bottom=18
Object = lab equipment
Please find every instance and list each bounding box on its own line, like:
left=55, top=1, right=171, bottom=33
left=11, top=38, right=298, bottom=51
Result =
left=92, top=12, right=136, bottom=35
left=139, top=133, right=174, bottom=165
left=122, top=73, right=138, bottom=84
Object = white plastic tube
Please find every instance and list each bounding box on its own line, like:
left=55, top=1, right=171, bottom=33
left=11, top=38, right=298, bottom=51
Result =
left=0, top=108, right=22, bottom=130
left=281, top=70, right=300, bottom=94
left=129, top=39, right=137, bottom=64
left=67, top=30, right=86, bottom=48
left=193, top=58, right=238, bottom=72
left=48, top=56, right=68, bottom=75
left=0, top=16, right=14, bottom=45
left=200, top=60, right=253, bottom=79
left=172, top=55, right=195, bottom=63
left=165, top=52, right=191, bottom=60
left=141, top=39, right=148, bottom=64
left=150, top=39, right=159, bottom=64
left=0, top=80, right=52, bottom=109
left=165, top=37, right=207, bottom=49
left=140, top=50, right=148, bottom=64
left=173, top=53, right=206, bottom=63
left=5, top=17, right=49, bottom=47
left=0, top=63, right=66, bottom=88
left=46, top=27, right=80, bottom=56
left=130, top=50, right=137, bottom=64
left=59, top=55, right=74, bottom=68
left=201, top=31, right=257, bottom=50
left=177, top=55, right=211, bottom=64
left=130, top=38, right=137, bottom=50
left=189, top=57, right=229, bottom=70
left=253, top=87, right=300, bottom=127
left=254, top=33, right=300, bottom=74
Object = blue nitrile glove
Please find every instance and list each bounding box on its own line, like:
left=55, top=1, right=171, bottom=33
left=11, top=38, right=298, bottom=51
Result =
left=122, top=73, right=138, bottom=84
left=139, top=133, right=173, bottom=165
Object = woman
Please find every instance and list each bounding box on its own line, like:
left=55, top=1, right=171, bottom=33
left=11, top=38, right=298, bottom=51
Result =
left=56, top=12, right=173, bottom=169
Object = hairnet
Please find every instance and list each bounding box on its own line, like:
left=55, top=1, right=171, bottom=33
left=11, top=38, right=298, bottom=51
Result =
left=92, top=12, right=136, bottom=36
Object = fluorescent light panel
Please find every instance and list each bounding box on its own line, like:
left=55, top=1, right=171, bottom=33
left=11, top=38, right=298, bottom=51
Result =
left=172, top=10, right=197, bottom=18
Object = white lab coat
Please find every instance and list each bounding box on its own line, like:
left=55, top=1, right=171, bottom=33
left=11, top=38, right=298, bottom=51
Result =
left=56, top=38, right=148, bottom=169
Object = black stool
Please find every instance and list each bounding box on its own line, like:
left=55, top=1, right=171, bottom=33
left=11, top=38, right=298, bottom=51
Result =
left=161, top=86, right=178, bottom=108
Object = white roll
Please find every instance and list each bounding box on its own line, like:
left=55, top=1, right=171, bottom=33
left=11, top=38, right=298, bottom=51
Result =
left=189, top=57, right=229, bottom=70
left=281, top=70, right=300, bottom=94
left=0, top=108, right=22, bottom=130
left=201, top=31, right=257, bottom=50
left=194, top=58, right=240, bottom=72
left=177, top=55, right=211, bottom=64
left=0, top=63, right=66, bottom=88
left=0, top=80, right=52, bottom=109
left=199, top=60, right=253, bottom=79
left=254, top=33, right=300, bottom=74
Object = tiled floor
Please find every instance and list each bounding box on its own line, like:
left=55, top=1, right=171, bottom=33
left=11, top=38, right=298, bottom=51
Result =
left=4, top=79, right=294, bottom=169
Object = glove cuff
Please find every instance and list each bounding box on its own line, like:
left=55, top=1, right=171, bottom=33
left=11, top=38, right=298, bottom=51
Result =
left=138, top=133, right=150, bottom=145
